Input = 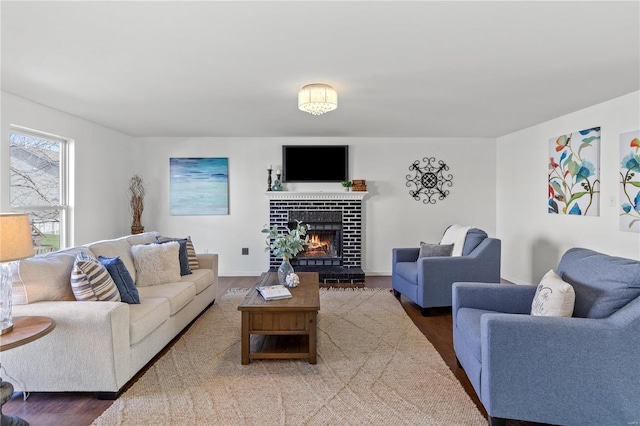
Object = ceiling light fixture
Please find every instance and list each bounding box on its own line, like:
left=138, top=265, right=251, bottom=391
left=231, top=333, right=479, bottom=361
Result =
left=298, top=84, right=338, bottom=115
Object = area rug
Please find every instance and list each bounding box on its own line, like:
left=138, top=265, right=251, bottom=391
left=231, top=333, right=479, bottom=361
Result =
left=92, top=288, right=485, bottom=425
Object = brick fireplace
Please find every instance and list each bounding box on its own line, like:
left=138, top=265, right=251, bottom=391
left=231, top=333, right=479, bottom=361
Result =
left=266, top=191, right=367, bottom=284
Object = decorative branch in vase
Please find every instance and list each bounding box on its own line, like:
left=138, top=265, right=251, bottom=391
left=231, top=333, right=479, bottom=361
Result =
left=129, top=174, right=146, bottom=235
left=262, top=220, right=309, bottom=287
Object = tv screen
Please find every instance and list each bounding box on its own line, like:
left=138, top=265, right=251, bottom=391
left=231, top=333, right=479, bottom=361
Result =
left=282, top=145, right=349, bottom=182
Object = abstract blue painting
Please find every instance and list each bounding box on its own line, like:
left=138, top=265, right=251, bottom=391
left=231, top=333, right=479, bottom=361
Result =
left=170, top=158, right=229, bottom=215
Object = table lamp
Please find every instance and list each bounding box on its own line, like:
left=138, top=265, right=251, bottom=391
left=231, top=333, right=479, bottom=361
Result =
left=0, top=213, right=34, bottom=335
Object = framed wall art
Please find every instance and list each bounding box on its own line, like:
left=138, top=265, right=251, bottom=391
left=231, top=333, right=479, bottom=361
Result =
left=620, top=130, right=640, bottom=232
left=548, top=126, right=600, bottom=216
left=170, top=157, right=229, bottom=215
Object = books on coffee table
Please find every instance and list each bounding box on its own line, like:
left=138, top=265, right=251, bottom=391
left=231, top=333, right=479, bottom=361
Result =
left=257, top=285, right=292, bottom=300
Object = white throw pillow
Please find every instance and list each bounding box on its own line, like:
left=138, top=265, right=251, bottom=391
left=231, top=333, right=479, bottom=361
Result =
left=131, top=242, right=181, bottom=287
left=531, top=269, right=575, bottom=317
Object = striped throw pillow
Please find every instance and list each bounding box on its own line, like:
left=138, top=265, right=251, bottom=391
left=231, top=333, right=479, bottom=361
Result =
left=71, top=252, right=121, bottom=302
left=157, top=236, right=199, bottom=270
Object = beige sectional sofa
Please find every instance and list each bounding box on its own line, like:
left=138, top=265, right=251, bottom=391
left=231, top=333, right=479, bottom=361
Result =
left=4, top=231, right=218, bottom=399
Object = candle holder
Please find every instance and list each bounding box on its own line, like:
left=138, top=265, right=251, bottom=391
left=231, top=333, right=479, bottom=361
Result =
left=267, top=168, right=273, bottom=191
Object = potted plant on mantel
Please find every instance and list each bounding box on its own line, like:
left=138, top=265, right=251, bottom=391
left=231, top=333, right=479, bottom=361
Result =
left=262, top=221, right=309, bottom=286
left=341, top=180, right=353, bottom=191
left=129, top=174, right=146, bottom=235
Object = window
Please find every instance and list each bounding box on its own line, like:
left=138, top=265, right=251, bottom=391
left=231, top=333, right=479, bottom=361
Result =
left=9, top=128, right=70, bottom=252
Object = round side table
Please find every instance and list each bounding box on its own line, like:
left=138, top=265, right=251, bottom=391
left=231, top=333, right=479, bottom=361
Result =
left=0, top=316, right=55, bottom=426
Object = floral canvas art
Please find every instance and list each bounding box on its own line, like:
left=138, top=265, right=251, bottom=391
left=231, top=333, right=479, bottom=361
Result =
left=620, top=130, right=640, bottom=232
left=170, top=157, right=229, bottom=215
left=548, top=127, right=600, bottom=216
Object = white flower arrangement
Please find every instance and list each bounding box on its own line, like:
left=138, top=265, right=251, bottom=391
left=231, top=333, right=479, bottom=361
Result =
left=285, top=273, right=300, bottom=288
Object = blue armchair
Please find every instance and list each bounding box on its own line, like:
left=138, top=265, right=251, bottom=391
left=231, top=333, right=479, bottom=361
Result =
left=392, top=228, right=501, bottom=316
left=453, top=248, right=640, bottom=425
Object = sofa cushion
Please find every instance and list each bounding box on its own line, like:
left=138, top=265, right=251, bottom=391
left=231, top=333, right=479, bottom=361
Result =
left=182, top=268, right=214, bottom=294
left=137, top=281, right=196, bottom=316
left=129, top=298, right=170, bottom=345
left=419, top=242, right=453, bottom=258
left=456, top=307, right=495, bottom=362
left=155, top=237, right=191, bottom=276
left=531, top=269, right=575, bottom=317
left=462, top=228, right=488, bottom=256
left=11, top=246, right=92, bottom=305
left=557, top=248, right=640, bottom=319
left=70, top=253, right=121, bottom=302
left=131, top=242, right=181, bottom=287
left=98, top=256, right=140, bottom=304
left=87, top=239, right=137, bottom=283
left=395, top=262, right=418, bottom=284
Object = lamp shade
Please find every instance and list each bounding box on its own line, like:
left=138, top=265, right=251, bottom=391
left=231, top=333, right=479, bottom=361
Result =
left=0, top=213, right=34, bottom=262
left=298, top=83, right=338, bottom=115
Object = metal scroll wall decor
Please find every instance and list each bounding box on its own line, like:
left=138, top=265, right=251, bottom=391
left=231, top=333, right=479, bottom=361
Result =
left=406, top=157, right=453, bottom=204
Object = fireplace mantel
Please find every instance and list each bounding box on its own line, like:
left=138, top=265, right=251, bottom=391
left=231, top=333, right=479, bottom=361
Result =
left=265, top=191, right=368, bottom=201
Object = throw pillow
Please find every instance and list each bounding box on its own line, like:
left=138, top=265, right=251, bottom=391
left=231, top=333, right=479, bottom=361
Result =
left=131, top=242, right=181, bottom=287
left=98, top=256, right=140, bottom=304
left=419, top=242, right=454, bottom=258
left=157, top=236, right=199, bottom=270
left=530, top=269, right=575, bottom=317
left=155, top=237, right=191, bottom=276
left=70, top=252, right=121, bottom=302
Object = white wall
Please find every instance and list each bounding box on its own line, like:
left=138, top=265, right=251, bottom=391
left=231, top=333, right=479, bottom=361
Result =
left=132, top=137, right=497, bottom=276
left=496, top=91, right=640, bottom=284
left=0, top=92, right=135, bottom=244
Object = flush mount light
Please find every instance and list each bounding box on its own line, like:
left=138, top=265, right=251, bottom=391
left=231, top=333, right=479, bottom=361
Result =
left=298, top=83, right=338, bottom=115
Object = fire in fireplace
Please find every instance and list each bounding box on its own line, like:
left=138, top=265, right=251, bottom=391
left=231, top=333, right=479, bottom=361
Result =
left=299, top=231, right=339, bottom=258
left=289, top=219, right=342, bottom=266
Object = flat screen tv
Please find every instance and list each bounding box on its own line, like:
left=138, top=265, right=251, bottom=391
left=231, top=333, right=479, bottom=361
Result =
left=282, top=145, right=349, bottom=182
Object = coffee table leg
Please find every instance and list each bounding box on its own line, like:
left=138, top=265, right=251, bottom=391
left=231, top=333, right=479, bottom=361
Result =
left=241, top=312, right=250, bottom=365
left=308, top=312, right=317, bottom=364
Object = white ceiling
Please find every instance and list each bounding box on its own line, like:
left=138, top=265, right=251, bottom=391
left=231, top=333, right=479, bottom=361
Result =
left=1, top=1, right=639, bottom=138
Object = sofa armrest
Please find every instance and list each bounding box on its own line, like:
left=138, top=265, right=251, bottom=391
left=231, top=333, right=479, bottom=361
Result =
left=196, top=253, right=218, bottom=271
left=7, top=301, right=130, bottom=393
left=392, top=248, right=420, bottom=264
left=480, top=314, right=639, bottom=423
left=453, top=282, right=537, bottom=315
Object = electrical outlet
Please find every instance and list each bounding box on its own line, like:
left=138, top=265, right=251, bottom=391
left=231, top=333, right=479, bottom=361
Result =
left=242, top=248, right=249, bottom=255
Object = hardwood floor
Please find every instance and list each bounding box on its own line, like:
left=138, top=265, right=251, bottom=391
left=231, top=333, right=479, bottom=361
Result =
left=3, top=276, right=539, bottom=425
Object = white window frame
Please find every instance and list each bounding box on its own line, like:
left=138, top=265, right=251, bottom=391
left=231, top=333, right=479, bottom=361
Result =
left=9, top=125, right=72, bottom=249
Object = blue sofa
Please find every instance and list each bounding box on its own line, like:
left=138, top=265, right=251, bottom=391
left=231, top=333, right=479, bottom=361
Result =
left=453, top=248, right=640, bottom=425
left=392, top=228, right=501, bottom=316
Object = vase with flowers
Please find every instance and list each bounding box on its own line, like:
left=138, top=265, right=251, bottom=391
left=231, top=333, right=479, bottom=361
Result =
left=262, top=220, right=309, bottom=286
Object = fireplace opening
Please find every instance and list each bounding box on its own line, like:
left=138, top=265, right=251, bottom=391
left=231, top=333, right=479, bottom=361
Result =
left=289, top=220, right=342, bottom=266
left=300, top=230, right=339, bottom=258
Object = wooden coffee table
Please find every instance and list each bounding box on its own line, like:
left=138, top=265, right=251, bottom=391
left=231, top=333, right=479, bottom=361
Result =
left=238, top=272, right=320, bottom=364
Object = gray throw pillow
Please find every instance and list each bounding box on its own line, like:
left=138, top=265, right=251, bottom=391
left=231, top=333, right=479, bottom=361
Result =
left=419, top=242, right=454, bottom=258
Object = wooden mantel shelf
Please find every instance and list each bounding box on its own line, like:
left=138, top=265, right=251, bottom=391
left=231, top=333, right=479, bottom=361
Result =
left=264, top=191, right=368, bottom=200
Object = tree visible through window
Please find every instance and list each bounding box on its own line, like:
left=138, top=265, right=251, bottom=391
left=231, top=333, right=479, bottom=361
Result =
left=10, top=130, right=68, bottom=252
